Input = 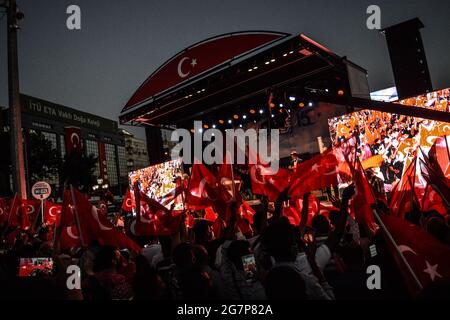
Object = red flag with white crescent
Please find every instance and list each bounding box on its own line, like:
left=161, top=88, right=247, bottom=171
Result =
left=289, top=148, right=341, bottom=197
left=43, top=201, right=61, bottom=226
left=380, top=214, right=450, bottom=297
left=64, top=127, right=82, bottom=155
left=71, top=188, right=141, bottom=252
left=19, top=199, right=41, bottom=230
left=122, top=189, right=134, bottom=212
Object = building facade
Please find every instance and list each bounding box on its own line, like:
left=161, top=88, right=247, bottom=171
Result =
left=1, top=94, right=128, bottom=197
left=121, top=129, right=150, bottom=172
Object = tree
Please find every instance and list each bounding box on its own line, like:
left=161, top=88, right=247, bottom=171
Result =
left=26, top=131, right=59, bottom=188
left=61, top=150, right=98, bottom=194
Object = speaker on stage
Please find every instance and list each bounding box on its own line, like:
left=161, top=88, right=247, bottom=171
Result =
left=382, top=18, right=433, bottom=100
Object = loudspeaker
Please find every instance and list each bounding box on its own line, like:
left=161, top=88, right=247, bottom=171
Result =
left=383, top=18, right=433, bottom=100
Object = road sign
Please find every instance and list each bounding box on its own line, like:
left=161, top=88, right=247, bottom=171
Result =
left=31, top=181, right=51, bottom=200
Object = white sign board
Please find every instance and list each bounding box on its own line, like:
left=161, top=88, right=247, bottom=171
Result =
left=31, top=181, right=52, bottom=200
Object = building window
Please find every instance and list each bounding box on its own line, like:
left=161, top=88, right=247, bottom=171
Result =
left=32, top=122, right=52, bottom=130
left=117, top=146, right=127, bottom=178
left=85, top=140, right=100, bottom=178
left=105, top=143, right=118, bottom=187
left=60, top=135, right=66, bottom=158
left=41, top=131, right=57, bottom=150
left=40, top=131, right=58, bottom=185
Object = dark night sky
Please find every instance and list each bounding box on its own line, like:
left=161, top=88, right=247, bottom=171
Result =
left=1, top=0, right=449, bottom=139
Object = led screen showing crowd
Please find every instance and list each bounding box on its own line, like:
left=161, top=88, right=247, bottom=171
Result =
left=328, top=88, right=450, bottom=192
left=128, top=159, right=184, bottom=211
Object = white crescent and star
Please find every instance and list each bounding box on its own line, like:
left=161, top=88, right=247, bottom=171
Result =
left=70, top=133, right=80, bottom=147
left=423, top=261, right=443, bottom=282
left=177, top=57, right=197, bottom=78
left=125, top=198, right=132, bottom=208
left=66, top=225, right=79, bottom=240
left=398, top=245, right=443, bottom=282
left=48, top=206, right=60, bottom=218
left=91, top=206, right=112, bottom=231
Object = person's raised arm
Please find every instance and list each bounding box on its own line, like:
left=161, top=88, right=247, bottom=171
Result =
left=299, top=192, right=310, bottom=236
left=325, top=184, right=355, bottom=252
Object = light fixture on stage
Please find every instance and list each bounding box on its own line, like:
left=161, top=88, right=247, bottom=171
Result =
left=198, top=128, right=203, bottom=133
left=289, top=51, right=294, bottom=54
left=242, top=115, right=247, bottom=119
left=253, top=66, right=258, bottom=70
left=325, top=89, right=329, bottom=92
left=283, top=53, right=288, bottom=57
left=203, top=124, right=209, bottom=129
left=289, top=96, right=296, bottom=101
left=308, top=102, right=313, bottom=107
left=233, top=114, right=239, bottom=120
left=248, top=68, right=253, bottom=72
left=338, top=90, right=345, bottom=96
left=259, top=109, right=264, bottom=114
left=271, top=114, right=275, bottom=118
left=279, top=103, right=283, bottom=107
left=249, top=109, right=256, bottom=114
left=265, top=61, right=270, bottom=65
left=239, top=124, right=243, bottom=128
left=299, top=102, right=305, bottom=108
left=228, top=119, right=232, bottom=124
left=270, top=58, right=275, bottom=63
left=219, top=119, right=225, bottom=124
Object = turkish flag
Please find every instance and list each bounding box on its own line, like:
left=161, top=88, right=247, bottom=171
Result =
left=43, top=201, right=61, bottom=226
left=239, top=200, right=255, bottom=225
left=419, top=152, right=450, bottom=210
left=248, top=147, right=290, bottom=202
left=380, top=214, right=450, bottom=296
left=121, top=189, right=134, bottom=212
left=22, top=199, right=41, bottom=229
left=389, top=157, right=418, bottom=218
left=204, top=207, right=218, bottom=223
left=187, top=163, right=235, bottom=222
left=282, top=194, right=319, bottom=227
left=134, top=191, right=183, bottom=236
left=64, top=127, right=82, bottom=155
left=71, top=188, right=141, bottom=252
left=186, top=163, right=218, bottom=210
left=428, top=136, right=450, bottom=179
left=289, top=148, right=340, bottom=197
left=420, top=185, right=448, bottom=216
left=282, top=200, right=301, bottom=226
left=318, top=201, right=339, bottom=218
left=350, top=160, right=378, bottom=234
left=60, top=224, right=81, bottom=249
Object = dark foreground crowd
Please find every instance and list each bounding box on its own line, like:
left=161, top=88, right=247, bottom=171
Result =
left=0, top=186, right=449, bottom=300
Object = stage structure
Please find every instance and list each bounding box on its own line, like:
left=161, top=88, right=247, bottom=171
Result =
left=119, top=31, right=449, bottom=163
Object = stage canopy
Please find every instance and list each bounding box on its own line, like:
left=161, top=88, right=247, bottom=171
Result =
left=119, top=31, right=369, bottom=129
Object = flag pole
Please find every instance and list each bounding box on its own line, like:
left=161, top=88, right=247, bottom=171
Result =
left=70, top=185, right=86, bottom=247
left=372, top=209, right=423, bottom=292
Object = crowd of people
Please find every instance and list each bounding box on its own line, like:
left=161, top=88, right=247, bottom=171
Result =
left=1, top=181, right=449, bottom=301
